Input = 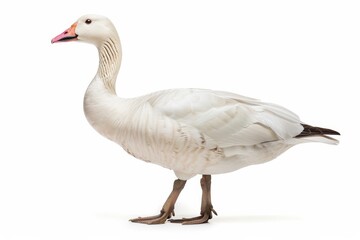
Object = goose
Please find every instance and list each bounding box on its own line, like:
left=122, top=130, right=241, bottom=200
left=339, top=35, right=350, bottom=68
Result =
left=51, top=14, right=340, bottom=225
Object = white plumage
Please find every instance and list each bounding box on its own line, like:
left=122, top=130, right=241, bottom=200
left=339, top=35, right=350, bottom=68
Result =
left=52, top=14, right=339, bottom=224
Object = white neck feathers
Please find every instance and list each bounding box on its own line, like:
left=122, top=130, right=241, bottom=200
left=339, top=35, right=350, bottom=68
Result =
left=97, top=37, right=122, bottom=94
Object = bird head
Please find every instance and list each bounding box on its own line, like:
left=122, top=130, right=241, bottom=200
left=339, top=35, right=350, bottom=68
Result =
left=51, top=14, right=119, bottom=47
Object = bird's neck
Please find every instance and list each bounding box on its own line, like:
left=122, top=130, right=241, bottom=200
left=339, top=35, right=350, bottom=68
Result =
left=84, top=36, right=125, bottom=141
left=96, top=37, right=122, bottom=95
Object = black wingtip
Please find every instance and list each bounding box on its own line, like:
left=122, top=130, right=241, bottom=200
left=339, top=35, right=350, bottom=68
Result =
left=296, top=124, right=340, bottom=138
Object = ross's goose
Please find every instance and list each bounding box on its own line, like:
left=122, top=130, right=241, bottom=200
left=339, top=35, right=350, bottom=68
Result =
left=51, top=14, right=340, bottom=224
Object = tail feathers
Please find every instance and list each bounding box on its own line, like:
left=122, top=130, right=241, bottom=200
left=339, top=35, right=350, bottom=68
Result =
left=295, top=124, right=340, bottom=145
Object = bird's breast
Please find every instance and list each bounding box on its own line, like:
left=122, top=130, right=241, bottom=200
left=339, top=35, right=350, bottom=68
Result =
left=115, top=107, right=224, bottom=174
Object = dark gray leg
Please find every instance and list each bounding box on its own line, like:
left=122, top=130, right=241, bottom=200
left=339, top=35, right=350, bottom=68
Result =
left=170, top=175, right=217, bottom=224
left=130, top=179, right=186, bottom=224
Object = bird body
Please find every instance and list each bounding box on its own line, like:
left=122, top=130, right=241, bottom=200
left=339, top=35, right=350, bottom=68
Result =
left=52, top=14, right=340, bottom=224
left=84, top=86, right=323, bottom=180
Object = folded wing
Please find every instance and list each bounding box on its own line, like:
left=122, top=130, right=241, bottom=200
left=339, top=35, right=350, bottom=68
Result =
left=149, top=89, right=304, bottom=148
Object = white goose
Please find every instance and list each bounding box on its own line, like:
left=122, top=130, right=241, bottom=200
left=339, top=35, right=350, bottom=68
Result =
left=52, top=14, right=340, bottom=224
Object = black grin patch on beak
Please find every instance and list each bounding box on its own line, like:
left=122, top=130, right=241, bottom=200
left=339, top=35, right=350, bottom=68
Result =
left=58, top=34, right=78, bottom=42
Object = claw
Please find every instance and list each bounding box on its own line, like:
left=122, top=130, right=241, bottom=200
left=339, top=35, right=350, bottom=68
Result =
left=212, top=208, right=218, bottom=216
left=130, top=211, right=170, bottom=224
left=169, top=212, right=213, bottom=225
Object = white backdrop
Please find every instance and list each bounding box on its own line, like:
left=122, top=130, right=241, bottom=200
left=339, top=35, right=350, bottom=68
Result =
left=0, top=1, right=359, bottom=239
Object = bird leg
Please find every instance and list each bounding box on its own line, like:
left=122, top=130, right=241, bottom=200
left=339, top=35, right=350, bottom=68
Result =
left=170, top=175, right=217, bottom=224
left=130, top=179, right=186, bottom=224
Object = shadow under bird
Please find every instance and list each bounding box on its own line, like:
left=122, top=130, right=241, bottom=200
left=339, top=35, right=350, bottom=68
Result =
left=51, top=14, right=340, bottom=224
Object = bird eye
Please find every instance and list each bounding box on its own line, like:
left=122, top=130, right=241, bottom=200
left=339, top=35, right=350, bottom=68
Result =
left=85, top=19, right=92, bottom=24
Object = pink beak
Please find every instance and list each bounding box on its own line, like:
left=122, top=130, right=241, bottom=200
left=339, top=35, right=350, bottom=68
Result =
left=51, top=22, right=78, bottom=43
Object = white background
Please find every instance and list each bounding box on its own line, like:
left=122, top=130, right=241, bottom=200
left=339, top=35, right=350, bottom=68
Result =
left=0, top=0, right=359, bottom=239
